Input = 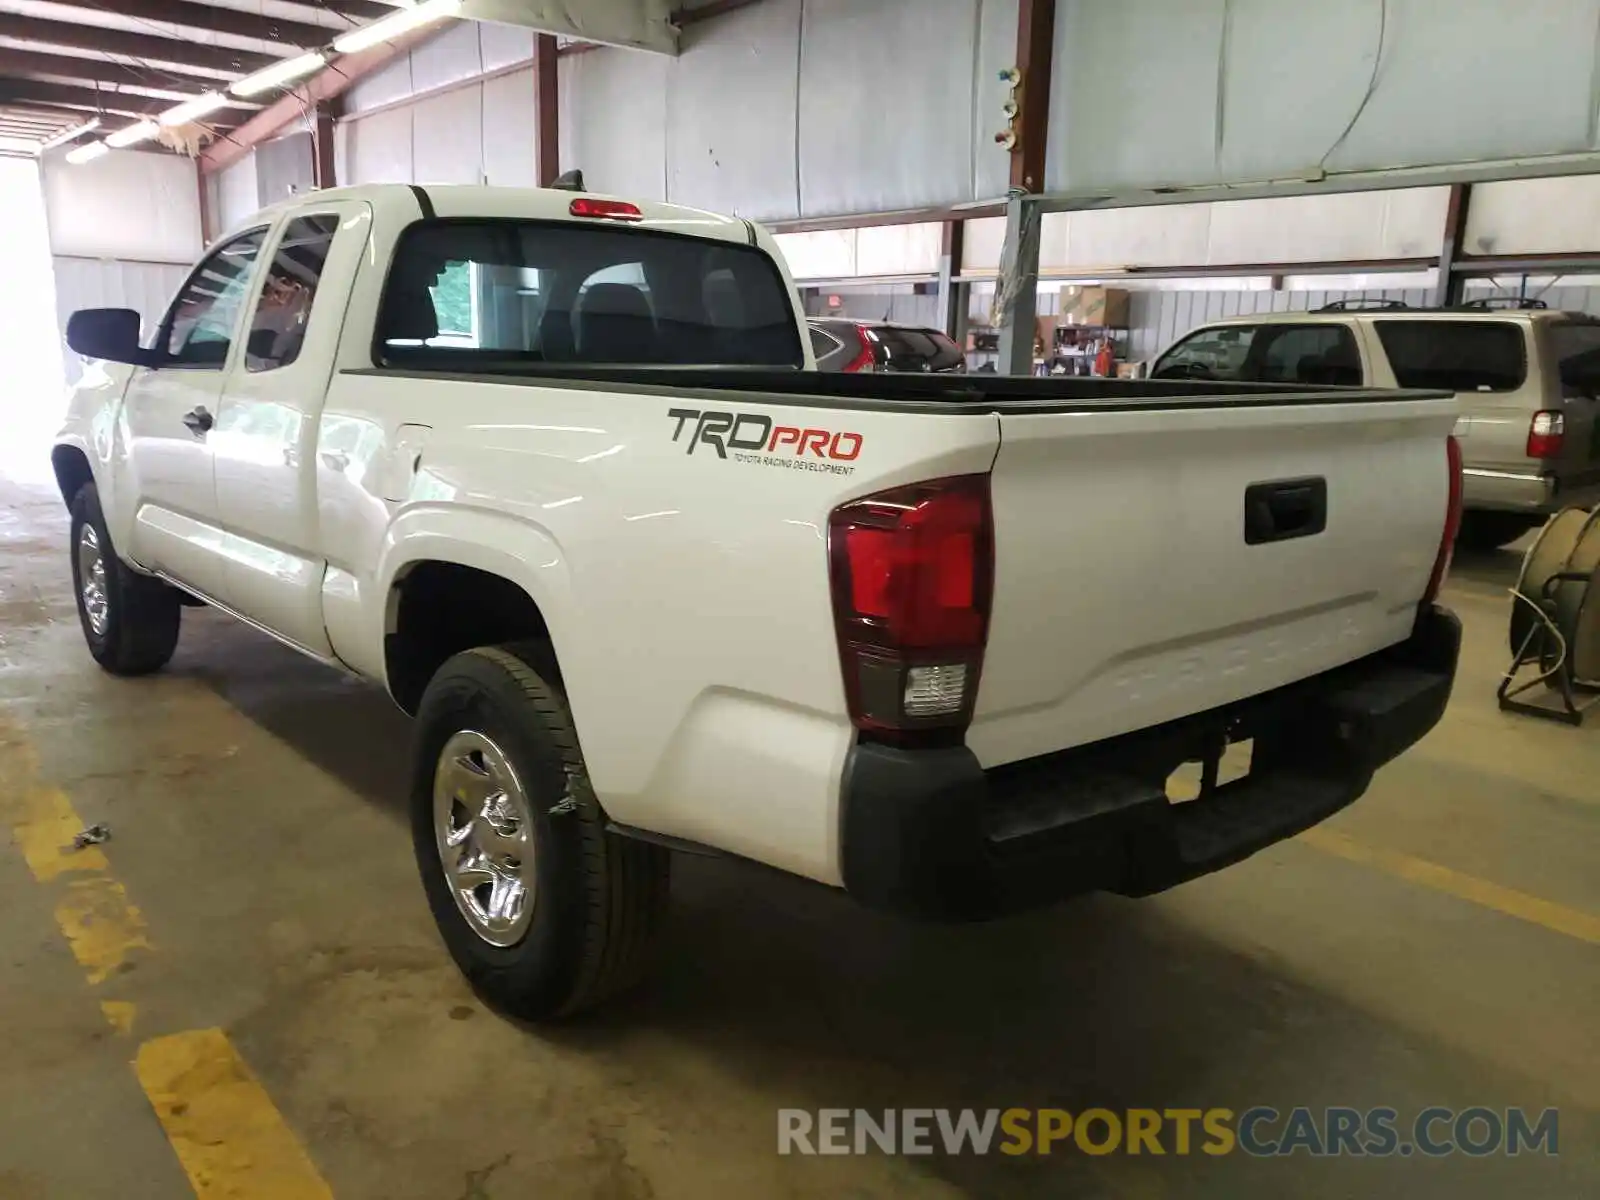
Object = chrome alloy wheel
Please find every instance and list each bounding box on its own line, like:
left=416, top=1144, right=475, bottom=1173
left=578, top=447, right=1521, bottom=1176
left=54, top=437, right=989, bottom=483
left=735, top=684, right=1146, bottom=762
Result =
left=433, top=729, right=537, bottom=946
left=77, top=524, right=110, bottom=637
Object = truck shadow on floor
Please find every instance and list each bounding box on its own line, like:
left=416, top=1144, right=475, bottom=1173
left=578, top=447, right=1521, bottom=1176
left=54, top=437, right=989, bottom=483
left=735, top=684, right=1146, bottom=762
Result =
left=173, top=607, right=1591, bottom=1200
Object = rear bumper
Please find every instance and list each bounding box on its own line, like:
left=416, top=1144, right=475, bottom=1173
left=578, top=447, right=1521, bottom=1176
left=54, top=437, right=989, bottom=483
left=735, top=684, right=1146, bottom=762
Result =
left=839, top=606, right=1461, bottom=920
left=1465, top=467, right=1600, bottom=514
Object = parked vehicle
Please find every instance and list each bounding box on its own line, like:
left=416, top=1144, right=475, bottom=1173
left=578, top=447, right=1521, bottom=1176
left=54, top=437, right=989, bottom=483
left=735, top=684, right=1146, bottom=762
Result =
left=809, top=317, right=966, bottom=373
left=1152, top=299, right=1600, bottom=549
left=54, top=184, right=1461, bottom=1019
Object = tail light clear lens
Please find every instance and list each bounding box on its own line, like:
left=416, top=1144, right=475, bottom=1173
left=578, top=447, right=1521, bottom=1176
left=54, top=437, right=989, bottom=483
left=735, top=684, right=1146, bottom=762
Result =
left=1422, top=434, right=1463, bottom=609
left=1527, top=410, right=1565, bottom=458
left=828, top=475, right=994, bottom=745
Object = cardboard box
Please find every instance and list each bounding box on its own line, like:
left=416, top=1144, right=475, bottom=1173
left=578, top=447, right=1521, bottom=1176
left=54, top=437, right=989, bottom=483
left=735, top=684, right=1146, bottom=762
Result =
left=1059, top=286, right=1129, bottom=328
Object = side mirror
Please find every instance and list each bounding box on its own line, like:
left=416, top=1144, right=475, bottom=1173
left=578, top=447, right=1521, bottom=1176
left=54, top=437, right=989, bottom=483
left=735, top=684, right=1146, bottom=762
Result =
left=65, top=308, right=154, bottom=366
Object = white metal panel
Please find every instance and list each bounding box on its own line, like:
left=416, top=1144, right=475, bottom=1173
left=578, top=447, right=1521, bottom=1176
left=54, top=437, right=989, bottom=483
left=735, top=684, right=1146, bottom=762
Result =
left=461, top=0, right=677, bottom=54
left=41, top=150, right=201, bottom=264
left=479, top=19, right=537, bottom=70
left=1464, top=176, right=1600, bottom=255
left=1206, top=188, right=1448, bottom=264
left=410, top=19, right=486, bottom=93
left=665, top=0, right=801, bottom=220
left=345, top=52, right=416, bottom=114
left=797, top=0, right=976, bottom=216
left=1048, top=0, right=1225, bottom=193
left=1044, top=0, right=1600, bottom=195
left=217, top=153, right=260, bottom=229
left=412, top=84, right=486, bottom=184
left=52, top=257, right=188, bottom=385
left=347, top=106, right=415, bottom=184
left=565, top=47, right=669, bottom=200
left=961, top=216, right=1007, bottom=273
left=481, top=67, right=539, bottom=188
left=973, top=0, right=1019, bottom=200
left=855, top=222, right=942, bottom=277
left=772, top=229, right=855, bottom=280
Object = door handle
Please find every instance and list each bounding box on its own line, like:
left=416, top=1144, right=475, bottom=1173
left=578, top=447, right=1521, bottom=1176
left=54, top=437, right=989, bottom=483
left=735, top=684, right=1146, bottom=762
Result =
left=182, top=406, right=214, bottom=436
left=319, top=450, right=350, bottom=472
left=1244, top=477, right=1328, bottom=545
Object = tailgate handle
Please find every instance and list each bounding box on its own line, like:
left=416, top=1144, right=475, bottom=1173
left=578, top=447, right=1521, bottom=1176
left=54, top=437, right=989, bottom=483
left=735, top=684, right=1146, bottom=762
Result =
left=1244, top=477, right=1327, bottom=545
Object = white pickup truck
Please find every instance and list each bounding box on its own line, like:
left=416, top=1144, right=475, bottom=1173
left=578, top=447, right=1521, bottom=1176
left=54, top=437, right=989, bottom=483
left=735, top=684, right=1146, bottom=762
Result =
left=54, top=183, right=1462, bottom=1018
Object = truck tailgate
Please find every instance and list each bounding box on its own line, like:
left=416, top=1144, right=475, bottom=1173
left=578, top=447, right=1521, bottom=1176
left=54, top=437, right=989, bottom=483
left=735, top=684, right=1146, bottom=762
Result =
left=969, top=394, right=1457, bottom=768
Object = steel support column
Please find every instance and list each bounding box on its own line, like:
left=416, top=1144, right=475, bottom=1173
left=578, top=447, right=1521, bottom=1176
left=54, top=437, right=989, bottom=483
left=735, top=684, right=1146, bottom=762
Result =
left=1436, top=183, right=1472, bottom=307
left=996, top=0, right=1055, bottom=375
left=312, top=105, right=337, bottom=191
left=937, top=219, right=965, bottom=339
left=997, top=194, right=1044, bottom=376
left=535, top=33, right=559, bottom=187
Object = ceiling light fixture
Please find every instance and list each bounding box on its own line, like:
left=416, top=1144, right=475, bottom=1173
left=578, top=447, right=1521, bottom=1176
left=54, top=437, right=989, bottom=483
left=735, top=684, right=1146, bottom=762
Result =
left=40, top=117, right=101, bottom=152
left=65, top=140, right=111, bottom=165
left=160, top=91, right=230, bottom=126
left=105, top=120, right=159, bottom=149
left=332, top=0, right=462, bottom=56
left=230, top=51, right=326, bottom=98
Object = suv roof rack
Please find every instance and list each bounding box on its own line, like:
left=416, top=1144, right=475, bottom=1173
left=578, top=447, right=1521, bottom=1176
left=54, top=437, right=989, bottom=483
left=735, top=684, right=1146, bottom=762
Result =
left=1457, top=296, right=1549, bottom=310
left=1316, top=298, right=1411, bottom=311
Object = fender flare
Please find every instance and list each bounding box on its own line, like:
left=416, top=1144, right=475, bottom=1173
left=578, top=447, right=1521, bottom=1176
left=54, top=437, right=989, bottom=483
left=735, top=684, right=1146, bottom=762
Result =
left=376, top=503, right=577, bottom=664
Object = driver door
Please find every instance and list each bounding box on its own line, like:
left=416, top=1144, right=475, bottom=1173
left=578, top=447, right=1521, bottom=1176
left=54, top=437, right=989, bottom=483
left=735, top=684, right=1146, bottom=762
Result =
left=120, top=228, right=268, bottom=595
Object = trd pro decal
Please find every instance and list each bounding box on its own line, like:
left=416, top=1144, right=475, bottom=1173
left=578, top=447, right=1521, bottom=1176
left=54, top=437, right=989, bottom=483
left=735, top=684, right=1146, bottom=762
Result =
left=667, top=407, right=861, bottom=475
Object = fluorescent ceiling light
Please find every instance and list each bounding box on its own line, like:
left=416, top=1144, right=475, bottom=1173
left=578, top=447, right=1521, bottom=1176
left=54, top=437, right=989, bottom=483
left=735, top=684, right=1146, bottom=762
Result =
left=105, top=120, right=159, bottom=149
left=231, top=52, right=326, bottom=98
left=40, top=118, right=100, bottom=152
left=332, top=0, right=461, bottom=55
left=160, top=91, right=229, bottom=126
left=65, top=140, right=110, bottom=165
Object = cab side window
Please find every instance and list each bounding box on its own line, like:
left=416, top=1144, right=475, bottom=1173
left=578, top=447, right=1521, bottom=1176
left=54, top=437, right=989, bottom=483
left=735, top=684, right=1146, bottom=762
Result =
left=1153, top=326, right=1258, bottom=380
left=245, top=215, right=340, bottom=372
left=163, top=230, right=267, bottom=367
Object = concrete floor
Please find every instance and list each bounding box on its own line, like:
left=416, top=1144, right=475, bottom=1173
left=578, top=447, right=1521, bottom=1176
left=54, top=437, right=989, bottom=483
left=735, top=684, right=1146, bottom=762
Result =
left=0, top=468, right=1596, bottom=1200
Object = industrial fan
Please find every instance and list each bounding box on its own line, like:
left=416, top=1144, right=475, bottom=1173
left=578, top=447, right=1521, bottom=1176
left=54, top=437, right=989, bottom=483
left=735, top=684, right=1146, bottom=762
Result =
left=1499, top=504, right=1600, bottom=724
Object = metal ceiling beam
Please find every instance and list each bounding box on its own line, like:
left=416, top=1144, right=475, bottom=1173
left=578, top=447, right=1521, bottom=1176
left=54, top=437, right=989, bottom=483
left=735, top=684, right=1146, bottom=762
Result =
left=199, top=23, right=437, bottom=173
left=0, top=45, right=219, bottom=91
left=0, top=76, right=244, bottom=120
left=41, top=1, right=336, bottom=48
left=306, top=1, right=404, bottom=19
left=0, top=15, right=278, bottom=76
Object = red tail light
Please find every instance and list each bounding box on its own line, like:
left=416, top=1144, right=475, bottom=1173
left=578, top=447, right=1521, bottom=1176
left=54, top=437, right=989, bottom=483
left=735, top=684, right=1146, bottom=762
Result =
left=1422, top=435, right=1464, bottom=609
left=569, top=197, right=643, bottom=222
left=1526, top=410, right=1565, bottom=458
left=842, top=325, right=876, bottom=373
left=828, top=475, right=994, bottom=746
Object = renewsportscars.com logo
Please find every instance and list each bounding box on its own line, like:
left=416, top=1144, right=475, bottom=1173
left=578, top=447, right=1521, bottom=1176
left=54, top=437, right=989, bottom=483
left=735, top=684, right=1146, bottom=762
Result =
left=667, top=407, right=862, bottom=476
left=777, top=1106, right=1560, bottom=1158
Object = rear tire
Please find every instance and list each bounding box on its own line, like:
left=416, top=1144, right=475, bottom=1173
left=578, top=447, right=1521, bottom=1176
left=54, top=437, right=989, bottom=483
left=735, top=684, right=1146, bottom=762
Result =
left=1457, top=510, right=1539, bottom=552
left=411, top=643, right=670, bottom=1019
left=69, top=483, right=181, bottom=676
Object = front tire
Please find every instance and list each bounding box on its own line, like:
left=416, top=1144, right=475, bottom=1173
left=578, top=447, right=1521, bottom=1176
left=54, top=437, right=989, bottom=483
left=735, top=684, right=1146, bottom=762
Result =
left=69, top=483, right=181, bottom=676
left=411, top=644, right=670, bottom=1019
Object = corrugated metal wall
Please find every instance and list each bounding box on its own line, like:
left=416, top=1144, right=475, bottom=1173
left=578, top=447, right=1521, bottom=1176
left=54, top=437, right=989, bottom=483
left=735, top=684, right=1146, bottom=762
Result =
left=52, top=257, right=188, bottom=385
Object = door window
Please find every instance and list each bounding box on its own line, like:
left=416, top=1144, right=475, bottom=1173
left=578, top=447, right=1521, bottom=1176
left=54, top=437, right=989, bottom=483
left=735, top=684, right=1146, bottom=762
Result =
left=1153, top=326, right=1258, bottom=380
left=1154, top=323, right=1360, bottom=384
left=163, top=230, right=267, bottom=367
left=244, top=215, right=340, bottom=372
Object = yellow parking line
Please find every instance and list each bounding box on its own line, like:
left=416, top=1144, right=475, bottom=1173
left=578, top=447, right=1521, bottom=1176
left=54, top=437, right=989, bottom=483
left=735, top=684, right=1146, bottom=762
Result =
left=2, top=717, right=336, bottom=1197
left=1300, top=827, right=1600, bottom=945
left=136, top=1030, right=335, bottom=1200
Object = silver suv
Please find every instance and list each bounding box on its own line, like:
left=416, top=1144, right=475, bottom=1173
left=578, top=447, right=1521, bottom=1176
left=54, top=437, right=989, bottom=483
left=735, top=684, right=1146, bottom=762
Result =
left=1152, top=299, right=1600, bottom=549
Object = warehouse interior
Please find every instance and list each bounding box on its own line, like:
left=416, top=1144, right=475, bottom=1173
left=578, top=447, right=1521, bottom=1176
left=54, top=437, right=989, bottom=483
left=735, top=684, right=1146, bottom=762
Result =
left=1, top=1, right=1598, bottom=1197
